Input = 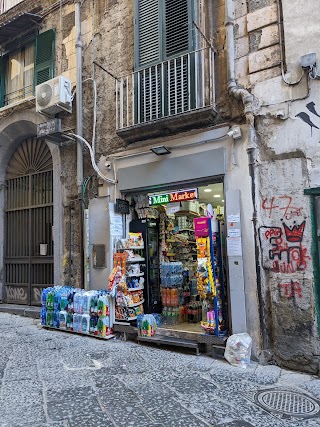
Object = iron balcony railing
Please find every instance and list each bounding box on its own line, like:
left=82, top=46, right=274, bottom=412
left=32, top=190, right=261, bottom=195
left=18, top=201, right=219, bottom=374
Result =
left=4, top=84, right=33, bottom=106
left=116, top=46, right=215, bottom=130
left=0, top=0, right=24, bottom=14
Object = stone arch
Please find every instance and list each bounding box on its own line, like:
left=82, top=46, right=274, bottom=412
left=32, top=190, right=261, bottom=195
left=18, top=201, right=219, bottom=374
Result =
left=0, top=110, right=63, bottom=301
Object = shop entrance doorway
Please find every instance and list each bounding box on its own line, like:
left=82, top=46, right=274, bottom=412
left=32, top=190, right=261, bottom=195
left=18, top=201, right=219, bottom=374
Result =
left=118, top=180, right=228, bottom=337
left=4, top=138, right=54, bottom=306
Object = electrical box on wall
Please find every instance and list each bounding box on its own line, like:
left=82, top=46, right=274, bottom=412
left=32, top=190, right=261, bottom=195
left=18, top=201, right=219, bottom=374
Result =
left=92, top=244, right=106, bottom=269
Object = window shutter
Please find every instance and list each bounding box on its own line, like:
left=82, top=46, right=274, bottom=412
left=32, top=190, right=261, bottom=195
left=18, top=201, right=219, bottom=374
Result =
left=34, top=29, right=55, bottom=87
left=165, top=0, right=190, bottom=58
left=135, top=0, right=161, bottom=69
left=0, top=55, right=7, bottom=108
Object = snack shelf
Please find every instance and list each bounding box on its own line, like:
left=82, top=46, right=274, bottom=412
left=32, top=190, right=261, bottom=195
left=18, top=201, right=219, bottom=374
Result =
left=128, top=299, right=145, bottom=307
left=116, top=316, right=137, bottom=321
left=127, top=272, right=144, bottom=277
left=127, top=286, right=144, bottom=292
left=127, top=257, right=145, bottom=263
left=127, top=246, right=144, bottom=250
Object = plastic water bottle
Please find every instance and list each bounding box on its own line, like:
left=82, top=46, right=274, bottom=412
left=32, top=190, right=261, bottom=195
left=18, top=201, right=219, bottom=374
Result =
left=81, top=314, right=90, bottom=334
left=72, top=313, right=78, bottom=332
left=41, top=307, right=47, bottom=325
left=60, top=288, right=68, bottom=311
left=59, top=310, right=67, bottom=329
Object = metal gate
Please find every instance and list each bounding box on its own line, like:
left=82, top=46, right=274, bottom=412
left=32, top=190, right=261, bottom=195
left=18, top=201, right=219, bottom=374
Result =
left=4, top=137, right=54, bottom=305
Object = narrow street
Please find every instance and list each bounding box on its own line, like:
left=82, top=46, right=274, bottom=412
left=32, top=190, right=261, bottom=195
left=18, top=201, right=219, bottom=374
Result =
left=0, top=313, right=319, bottom=427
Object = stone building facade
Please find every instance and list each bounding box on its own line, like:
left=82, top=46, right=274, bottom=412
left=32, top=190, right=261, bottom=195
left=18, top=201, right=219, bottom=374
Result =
left=0, top=0, right=319, bottom=373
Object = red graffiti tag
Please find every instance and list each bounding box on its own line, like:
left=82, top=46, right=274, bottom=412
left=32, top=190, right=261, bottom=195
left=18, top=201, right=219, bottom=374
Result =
left=278, top=281, right=303, bottom=298
left=262, top=196, right=304, bottom=220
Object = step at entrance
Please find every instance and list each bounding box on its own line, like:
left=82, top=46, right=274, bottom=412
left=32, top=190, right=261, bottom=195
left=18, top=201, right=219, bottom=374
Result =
left=137, top=334, right=200, bottom=355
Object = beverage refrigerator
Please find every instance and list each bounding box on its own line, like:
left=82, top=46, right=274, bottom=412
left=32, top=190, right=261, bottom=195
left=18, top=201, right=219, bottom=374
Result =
left=129, top=219, right=161, bottom=313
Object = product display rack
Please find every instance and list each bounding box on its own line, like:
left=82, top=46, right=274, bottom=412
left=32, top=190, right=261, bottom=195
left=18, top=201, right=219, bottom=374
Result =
left=115, top=245, right=145, bottom=322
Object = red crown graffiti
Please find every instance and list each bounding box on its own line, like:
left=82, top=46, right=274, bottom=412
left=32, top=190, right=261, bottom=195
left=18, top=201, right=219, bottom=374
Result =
left=282, top=221, right=306, bottom=243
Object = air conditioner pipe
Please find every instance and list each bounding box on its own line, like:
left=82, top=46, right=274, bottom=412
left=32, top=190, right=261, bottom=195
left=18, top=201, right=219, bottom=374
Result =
left=75, top=0, right=83, bottom=193
left=225, top=0, right=269, bottom=353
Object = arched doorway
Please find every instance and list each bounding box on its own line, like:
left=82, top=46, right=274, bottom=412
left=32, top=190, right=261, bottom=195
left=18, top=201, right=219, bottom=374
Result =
left=4, top=137, right=54, bottom=305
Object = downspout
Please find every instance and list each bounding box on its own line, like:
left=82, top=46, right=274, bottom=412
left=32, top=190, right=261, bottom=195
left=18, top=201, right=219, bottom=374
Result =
left=75, top=0, right=83, bottom=193
left=75, top=0, right=84, bottom=288
left=225, top=0, right=269, bottom=352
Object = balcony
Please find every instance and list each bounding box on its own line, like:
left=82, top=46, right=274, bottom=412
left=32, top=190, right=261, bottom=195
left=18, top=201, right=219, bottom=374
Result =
left=116, top=47, right=217, bottom=143
left=0, top=0, right=24, bottom=14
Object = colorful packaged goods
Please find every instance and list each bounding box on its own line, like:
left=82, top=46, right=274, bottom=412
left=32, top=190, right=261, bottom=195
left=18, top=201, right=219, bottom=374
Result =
left=40, top=286, right=113, bottom=338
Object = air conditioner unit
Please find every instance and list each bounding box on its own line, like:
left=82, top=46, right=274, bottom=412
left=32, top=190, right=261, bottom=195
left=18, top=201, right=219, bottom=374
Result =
left=36, top=76, right=72, bottom=116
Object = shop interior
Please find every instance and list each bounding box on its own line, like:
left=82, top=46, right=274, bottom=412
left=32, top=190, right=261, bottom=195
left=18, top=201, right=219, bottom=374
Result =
left=114, top=182, right=228, bottom=337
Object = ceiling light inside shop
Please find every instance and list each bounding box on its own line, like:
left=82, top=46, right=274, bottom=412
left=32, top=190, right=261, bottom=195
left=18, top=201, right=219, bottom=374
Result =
left=203, top=188, right=212, bottom=193
left=213, top=194, right=221, bottom=198
left=222, top=199, right=224, bottom=202
left=150, top=145, right=171, bottom=155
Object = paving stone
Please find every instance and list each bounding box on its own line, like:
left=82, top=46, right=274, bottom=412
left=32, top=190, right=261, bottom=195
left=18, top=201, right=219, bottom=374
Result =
left=1, top=312, right=320, bottom=427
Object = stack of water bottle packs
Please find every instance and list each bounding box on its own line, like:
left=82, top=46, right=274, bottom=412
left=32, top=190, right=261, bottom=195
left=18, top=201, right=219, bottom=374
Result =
left=41, top=286, right=113, bottom=337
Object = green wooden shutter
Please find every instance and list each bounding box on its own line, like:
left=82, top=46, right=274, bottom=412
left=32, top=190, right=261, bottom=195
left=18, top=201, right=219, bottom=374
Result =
left=0, top=55, right=7, bottom=108
left=134, top=0, right=161, bottom=70
left=164, top=0, right=191, bottom=58
left=34, top=29, right=55, bottom=87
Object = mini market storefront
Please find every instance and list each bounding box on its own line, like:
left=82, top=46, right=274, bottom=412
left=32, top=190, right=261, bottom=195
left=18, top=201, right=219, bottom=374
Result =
left=102, top=127, right=255, bottom=347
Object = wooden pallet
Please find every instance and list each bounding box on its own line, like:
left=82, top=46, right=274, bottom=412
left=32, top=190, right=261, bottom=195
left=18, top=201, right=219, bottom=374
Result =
left=137, top=334, right=200, bottom=355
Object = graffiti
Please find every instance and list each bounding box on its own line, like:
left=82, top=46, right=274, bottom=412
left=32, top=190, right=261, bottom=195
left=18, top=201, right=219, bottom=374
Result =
left=278, top=280, right=303, bottom=298
left=295, top=101, right=320, bottom=135
left=259, top=220, right=310, bottom=274
left=33, top=288, right=42, bottom=304
left=262, top=196, right=304, bottom=220
left=6, top=286, right=27, bottom=302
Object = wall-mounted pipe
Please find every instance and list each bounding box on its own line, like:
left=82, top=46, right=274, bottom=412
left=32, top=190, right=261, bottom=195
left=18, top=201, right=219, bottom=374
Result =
left=225, top=0, right=268, bottom=353
left=75, top=0, right=83, bottom=193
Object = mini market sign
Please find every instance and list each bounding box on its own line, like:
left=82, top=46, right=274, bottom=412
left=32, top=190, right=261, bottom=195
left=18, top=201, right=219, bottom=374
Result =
left=148, top=188, right=198, bottom=206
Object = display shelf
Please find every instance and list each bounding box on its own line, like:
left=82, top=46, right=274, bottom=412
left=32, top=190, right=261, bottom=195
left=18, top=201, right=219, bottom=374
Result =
left=175, top=211, right=199, bottom=217
left=167, top=253, right=176, bottom=256
left=127, top=246, right=144, bottom=250
left=176, top=228, right=194, bottom=232
left=128, top=299, right=144, bottom=307
left=127, top=286, right=144, bottom=292
left=166, top=239, right=175, bottom=243
left=127, top=257, right=145, bottom=263
left=127, top=272, right=144, bottom=277
left=116, top=316, right=137, bottom=321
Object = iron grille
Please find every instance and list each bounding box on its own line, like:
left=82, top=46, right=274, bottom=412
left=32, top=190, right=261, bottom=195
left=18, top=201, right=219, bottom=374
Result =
left=4, top=138, right=54, bottom=306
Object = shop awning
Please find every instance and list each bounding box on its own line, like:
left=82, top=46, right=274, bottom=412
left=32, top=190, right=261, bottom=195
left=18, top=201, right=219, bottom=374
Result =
left=0, top=13, right=42, bottom=44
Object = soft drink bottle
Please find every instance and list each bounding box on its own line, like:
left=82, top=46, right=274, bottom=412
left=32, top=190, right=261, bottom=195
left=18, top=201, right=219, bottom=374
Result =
left=46, top=310, right=53, bottom=327
left=66, top=311, right=73, bottom=330
left=46, top=290, right=54, bottom=310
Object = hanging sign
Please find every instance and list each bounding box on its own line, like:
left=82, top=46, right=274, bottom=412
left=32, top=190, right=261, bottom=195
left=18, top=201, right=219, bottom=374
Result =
left=148, top=188, right=198, bottom=206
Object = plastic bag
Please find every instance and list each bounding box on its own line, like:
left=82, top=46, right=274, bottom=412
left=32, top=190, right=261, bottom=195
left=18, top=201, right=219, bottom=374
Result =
left=224, top=332, right=252, bottom=368
left=140, top=314, right=157, bottom=337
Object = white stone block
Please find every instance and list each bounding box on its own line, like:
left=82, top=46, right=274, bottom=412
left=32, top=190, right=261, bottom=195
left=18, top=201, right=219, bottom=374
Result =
left=247, top=4, right=278, bottom=32
left=259, top=24, right=279, bottom=50
left=249, top=45, right=280, bottom=73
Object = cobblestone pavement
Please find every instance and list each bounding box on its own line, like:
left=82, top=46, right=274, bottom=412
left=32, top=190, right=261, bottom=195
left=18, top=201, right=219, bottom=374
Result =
left=1, top=313, right=320, bottom=427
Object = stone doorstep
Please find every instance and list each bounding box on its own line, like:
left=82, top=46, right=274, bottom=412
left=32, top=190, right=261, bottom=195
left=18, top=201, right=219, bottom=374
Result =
left=0, top=303, right=41, bottom=319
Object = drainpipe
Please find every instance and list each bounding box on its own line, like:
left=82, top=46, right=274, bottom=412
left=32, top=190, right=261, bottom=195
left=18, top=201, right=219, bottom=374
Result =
left=75, top=0, right=84, bottom=288
left=75, top=0, right=83, bottom=193
left=225, top=0, right=268, bottom=352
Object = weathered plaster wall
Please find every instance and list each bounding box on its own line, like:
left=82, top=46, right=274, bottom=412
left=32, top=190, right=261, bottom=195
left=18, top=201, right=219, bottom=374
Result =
left=282, top=0, right=320, bottom=80
left=253, top=79, right=320, bottom=372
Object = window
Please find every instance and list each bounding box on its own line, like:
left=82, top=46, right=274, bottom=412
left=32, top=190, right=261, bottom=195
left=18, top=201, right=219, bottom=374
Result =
left=134, top=0, right=197, bottom=121
left=135, top=0, right=195, bottom=69
left=0, top=29, right=55, bottom=107
left=0, top=0, right=24, bottom=14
